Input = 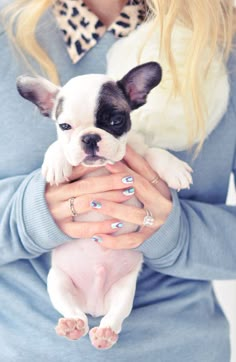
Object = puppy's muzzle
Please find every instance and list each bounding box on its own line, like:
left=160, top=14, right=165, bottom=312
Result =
left=81, top=133, right=101, bottom=156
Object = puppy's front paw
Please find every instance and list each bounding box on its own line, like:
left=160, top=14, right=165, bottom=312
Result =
left=162, top=159, right=193, bottom=190
left=42, top=157, right=72, bottom=185
left=42, top=142, right=72, bottom=185
left=145, top=148, right=193, bottom=191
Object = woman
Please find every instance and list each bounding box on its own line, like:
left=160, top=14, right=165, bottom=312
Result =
left=0, top=0, right=235, bottom=361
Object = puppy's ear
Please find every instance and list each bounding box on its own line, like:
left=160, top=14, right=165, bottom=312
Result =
left=117, top=62, right=162, bottom=110
left=16, top=75, right=60, bottom=117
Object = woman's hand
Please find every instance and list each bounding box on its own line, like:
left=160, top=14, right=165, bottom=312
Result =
left=45, top=163, right=137, bottom=239
left=88, top=146, right=173, bottom=249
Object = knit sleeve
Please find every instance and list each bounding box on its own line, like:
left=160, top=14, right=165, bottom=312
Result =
left=136, top=189, right=236, bottom=280
left=0, top=169, right=72, bottom=266
left=136, top=47, right=236, bottom=281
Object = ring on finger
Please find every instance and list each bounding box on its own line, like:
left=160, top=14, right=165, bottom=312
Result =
left=143, top=208, right=155, bottom=227
left=150, top=175, right=160, bottom=185
left=69, top=197, right=79, bottom=220
left=138, top=208, right=155, bottom=232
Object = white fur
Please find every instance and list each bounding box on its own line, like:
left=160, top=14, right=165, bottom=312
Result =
left=107, top=21, right=230, bottom=151
left=35, top=30, right=219, bottom=347
left=47, top=259, right=142, bottom=336
left=40, top=21, right=230, bottom=350
left=41, top=68, right=193, bottom=347
left=42, top=72, right=193, bottom=189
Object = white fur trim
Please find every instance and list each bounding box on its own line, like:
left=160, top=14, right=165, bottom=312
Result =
left=107, top=21, right=229, bottom=151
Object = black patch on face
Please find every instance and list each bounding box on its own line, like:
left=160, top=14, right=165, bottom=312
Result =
left=95, top=81, right=131, bottom=138
left=55, top=97, right=64, bottom=119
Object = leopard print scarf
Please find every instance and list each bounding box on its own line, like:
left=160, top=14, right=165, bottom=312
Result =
left=53, top=0, right=146, bottom=64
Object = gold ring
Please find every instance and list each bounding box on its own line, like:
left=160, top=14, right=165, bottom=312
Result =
left=69, top=197, right=78, bottom=219
left=150, top=175, right=160, bottom=185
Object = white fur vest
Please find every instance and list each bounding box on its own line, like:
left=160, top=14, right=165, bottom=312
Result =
left=107, top=21, right=229, bottom=151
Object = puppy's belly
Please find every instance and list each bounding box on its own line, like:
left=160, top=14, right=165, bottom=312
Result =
left=52, top=239, right=142, bottom=317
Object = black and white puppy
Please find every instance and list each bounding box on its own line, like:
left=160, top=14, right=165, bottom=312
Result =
left=16, top=63, right=192, bottom=350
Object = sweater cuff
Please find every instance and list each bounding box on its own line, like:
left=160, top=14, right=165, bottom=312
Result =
left=136, top=190, right=182, bottom=262
left=21, top=169, right=72, bottom=252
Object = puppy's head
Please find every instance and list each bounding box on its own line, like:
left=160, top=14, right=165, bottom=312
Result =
left=16, top=62, right=162, bottom=167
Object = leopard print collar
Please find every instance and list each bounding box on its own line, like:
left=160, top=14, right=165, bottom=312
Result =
left=53, top=0, right=146, bottom=64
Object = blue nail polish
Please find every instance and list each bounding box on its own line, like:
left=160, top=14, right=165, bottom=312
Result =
left=122, top=176, right=133, bottom=184
left=90, top=200, right=102, bottom=209
left=111, top=222, right=123, bottom=229
left=123, top=187, right=135, bottom=196
left=92, top=235, right=103, bottom=243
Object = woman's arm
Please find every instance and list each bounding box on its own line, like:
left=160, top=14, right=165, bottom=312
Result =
left=89, top=148, right=236, bottom=281
left=0, top=170, right=70, bottom=265
left=0, top=164, right=135, bottom=266
left=139, top=191, right=236, bottom=280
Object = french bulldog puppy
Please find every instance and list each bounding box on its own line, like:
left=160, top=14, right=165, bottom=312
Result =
left=16, top=62, right=192, bottom=350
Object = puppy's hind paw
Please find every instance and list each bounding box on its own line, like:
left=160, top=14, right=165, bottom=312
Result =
left=89, top=327, right=118, bottom=350
left=55, top=317, right=88, bottom=340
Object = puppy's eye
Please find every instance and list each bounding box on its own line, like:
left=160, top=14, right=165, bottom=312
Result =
left=59, top=123, right=72, bottom=131
left=110, top=115, right=124, bottom=126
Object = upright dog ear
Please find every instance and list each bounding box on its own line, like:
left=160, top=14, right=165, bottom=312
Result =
left=16, top=75, right=60, bottom=117
left=117, top=62, right=162, bottom=110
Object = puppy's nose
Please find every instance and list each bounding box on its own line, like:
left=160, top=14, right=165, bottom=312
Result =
left=81, top=133, right=101, bottom=155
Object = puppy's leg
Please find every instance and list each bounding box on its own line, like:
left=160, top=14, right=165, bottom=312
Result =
left=89, top=260, right=142, bottom=350
left=47, top=267, right=89, bottom=340
left=144, top=147, right=193, bottom=190
left=42, top=140, right=72, bottom=185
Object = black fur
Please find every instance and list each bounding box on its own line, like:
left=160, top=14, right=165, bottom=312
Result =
left=95, top=81, right=131, bottom=138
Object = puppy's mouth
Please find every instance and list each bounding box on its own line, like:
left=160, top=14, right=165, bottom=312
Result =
left=82, top=155, right=113, bottom=167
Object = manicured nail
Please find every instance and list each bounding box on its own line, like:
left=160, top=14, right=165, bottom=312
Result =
left=123, top=187, right=135, bottom=196
left=92, top=235, right=103, bottom=243
left=90, top=200, right=102, bottom=209
left=111, top=222, right=123, bottom=229
left=122, top=176, right=133, bottom=184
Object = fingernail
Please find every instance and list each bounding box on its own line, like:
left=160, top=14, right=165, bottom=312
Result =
left=122, top=176, right=133, bottom=184
left=123, top=187, right=135, bottom=196
left=90, top=200, right=102, bottom=209
left=92, top=235, right=103, bottom=243
left=111, top=222, right=123, bottom=229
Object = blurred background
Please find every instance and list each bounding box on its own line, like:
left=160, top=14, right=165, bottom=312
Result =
left=214, top=174, right=236, bottom=362
left=214, top=3, right=236, bottom=360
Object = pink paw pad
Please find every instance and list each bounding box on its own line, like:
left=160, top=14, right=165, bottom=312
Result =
left=55, top=318, right=87, bottom=340
left=89, top=327, right=118, bottom=350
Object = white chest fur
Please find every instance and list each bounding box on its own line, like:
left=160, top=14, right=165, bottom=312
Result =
left=107, top=21, right=230, bottom=151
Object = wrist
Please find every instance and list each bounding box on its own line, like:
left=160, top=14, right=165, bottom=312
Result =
left=157, top=197, right=173, bottom=228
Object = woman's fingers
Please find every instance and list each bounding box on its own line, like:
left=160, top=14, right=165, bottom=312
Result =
left=52, top=188, right=135, bottom=221
left=124, top=146, right=171, bottom=199
left=106, top=158, right=171, bottom=201
left=90, top=199, right=162, bottom=229
left=106, top=162, right=165, bottom=205
left=47, top=172, right=135, bottom=202
left=60, top=218, right=125, bottom=239
left=91, top=199, right=144, bottom=225
left=92, top=228, right=152, bottom=250
left=45, top=145, right=173, bottom=243
left=68, top=164, right=97, bottom=181
left=124, top=145, right=156, bottom=181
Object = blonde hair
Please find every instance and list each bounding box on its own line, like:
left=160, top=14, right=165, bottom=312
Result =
left=1, top=0, right=236, bottom=150
left=2, top=0, right=59, bottom=83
